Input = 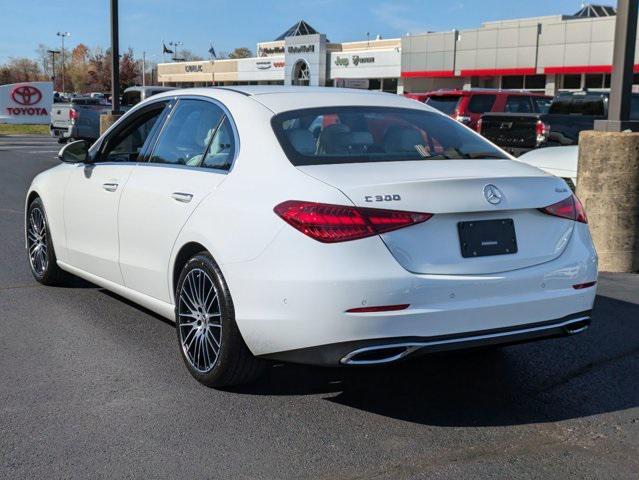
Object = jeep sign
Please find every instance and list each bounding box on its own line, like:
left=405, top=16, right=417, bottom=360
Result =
left=0, top=82, right=53, bottom=125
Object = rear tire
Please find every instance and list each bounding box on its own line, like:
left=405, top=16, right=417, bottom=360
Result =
left=26, top=198, right=71, bottom=286
left=175, top=252, right=264, bottom=388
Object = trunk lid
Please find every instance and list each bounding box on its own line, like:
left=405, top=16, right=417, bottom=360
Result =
left=298, top=160, right=575, bottom=275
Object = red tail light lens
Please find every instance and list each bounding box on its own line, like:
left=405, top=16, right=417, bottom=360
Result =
left=274, top=200, right=432, bottom=243
left=539, top=194, right=587, bottom=224
left=535, top=120, right=550, bottom=143
left=476, top=117, right=483, bottom=133
left=69, top=108, right=78, bottom=122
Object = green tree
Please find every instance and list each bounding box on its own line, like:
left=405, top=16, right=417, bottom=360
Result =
left=227, top=47, right=253, bottom=59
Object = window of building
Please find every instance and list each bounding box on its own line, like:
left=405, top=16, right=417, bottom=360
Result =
left=562, top=74, right=582, bottom=90
left=524, top=75, right=546, bottom=90
left=501, top=76, right=524, bottom=89
left=585, top=74, right=605, bottom=89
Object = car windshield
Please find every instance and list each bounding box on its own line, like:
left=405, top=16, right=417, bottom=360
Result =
left=424, top=95, right=461, bottom=114
left=271, top=106, right=508, bottom=166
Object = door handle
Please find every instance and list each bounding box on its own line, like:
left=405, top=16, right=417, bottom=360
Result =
left=171, top=192, right=193, bottom=203
left=102, top=182, right=119, bottom=192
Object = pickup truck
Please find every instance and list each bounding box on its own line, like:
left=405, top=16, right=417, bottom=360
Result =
left=50, top=96, right=111, bottom=143
left=478, top=91, right=639, bottom=156
left=50, top=86, right=175, bottom=143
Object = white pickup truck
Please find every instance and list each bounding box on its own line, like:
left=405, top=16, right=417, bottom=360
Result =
left=50, top=86, right=175, bottom=143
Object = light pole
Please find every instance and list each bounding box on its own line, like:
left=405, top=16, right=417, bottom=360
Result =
left=169, top=41, right=183, bottom=61
left=110, top=0, right=120, bottom=114
left=47, top=49, right=60, bottom=90
left=56, top=32, right=71, bottom=93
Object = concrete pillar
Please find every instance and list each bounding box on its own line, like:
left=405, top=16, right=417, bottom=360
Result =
left=100, top=113, right=123, bottom=135
left=544, top=74, right=556, bottom=96
left=577, top=131, right=639, bottom=272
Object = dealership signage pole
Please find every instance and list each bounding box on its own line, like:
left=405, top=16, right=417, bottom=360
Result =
left=110, top=0, right=121, bottom=114
left=577, top=0, right=639, bottom=272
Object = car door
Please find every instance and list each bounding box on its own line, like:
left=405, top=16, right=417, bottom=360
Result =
left=118, top=97, right=236, bottom=303
left=63, top=101, right=169, bottom=284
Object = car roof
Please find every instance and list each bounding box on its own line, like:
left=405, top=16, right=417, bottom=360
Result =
left=155, top=86, right=435, bottom=114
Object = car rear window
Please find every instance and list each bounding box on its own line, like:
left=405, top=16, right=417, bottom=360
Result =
left=271, top=106, right=508, bottom=166
left=549, top=96, right=605, bottom=116
left=424, top=95, right=461, bottom=114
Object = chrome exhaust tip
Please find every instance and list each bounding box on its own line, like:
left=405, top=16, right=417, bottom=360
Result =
left=564, top=319, right=590, bottom=335
left=340, top=344, right=422, bottom=365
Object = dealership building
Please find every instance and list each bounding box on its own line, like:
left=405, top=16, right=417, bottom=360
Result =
left=158, top=4, right=627, bottom=96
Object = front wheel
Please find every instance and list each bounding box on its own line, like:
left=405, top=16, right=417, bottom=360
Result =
left=175, top=252, right=264, bottom=388
left=26, top=198, right=70, bottom=285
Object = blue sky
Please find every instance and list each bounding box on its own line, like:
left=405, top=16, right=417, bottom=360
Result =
left=0, top=0, right=612, bottom=63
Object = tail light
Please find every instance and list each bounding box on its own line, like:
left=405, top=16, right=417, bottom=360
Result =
left=535, top=120, right=550, bottom=145
left=274, top=200, right=432, bottom=243
left=476, top=117, right=483, bottom=133
left=539, top=194, right=587, bottom=224
left=69, top=108, right=78, bottom=123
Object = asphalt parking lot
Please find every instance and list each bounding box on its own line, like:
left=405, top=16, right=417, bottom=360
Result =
left=1, top=135, right=638, bottom=479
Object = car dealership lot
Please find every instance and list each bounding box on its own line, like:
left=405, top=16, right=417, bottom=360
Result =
left=1, top=135, right=638, bottom=479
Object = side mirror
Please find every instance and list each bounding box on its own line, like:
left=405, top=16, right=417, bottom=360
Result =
left=58, top=140, right=89, bottom=164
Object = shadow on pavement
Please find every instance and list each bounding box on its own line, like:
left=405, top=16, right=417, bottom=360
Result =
left=232, top=294, right=639, bottom=426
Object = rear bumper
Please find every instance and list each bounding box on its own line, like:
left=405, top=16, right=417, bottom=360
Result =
left=261, top=311, right=591, bottom=366
left=224, top=220, right=598, bottom=362
left=50, top=125, right=72, bottom=139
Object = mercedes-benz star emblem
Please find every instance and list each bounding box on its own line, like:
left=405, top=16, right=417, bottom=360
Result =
left=483, top=184, right=504, bottom=205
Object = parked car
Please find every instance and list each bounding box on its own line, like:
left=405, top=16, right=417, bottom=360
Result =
left=50, top=96, right=111, bottom=143
left=27, top=86, right=597, bottom=388
left=479, top=90, right=639, bottom=155
left=50, top=86, right=175, bottom=143
left=120, top=86, right=176, bottom=109
left=517, top=146, right=578, bottom=189
left=405, top=89, right=551, bottom=131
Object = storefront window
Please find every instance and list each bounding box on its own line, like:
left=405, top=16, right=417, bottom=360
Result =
left=585, top=74, right=605, bottom=89
left=501, top=76, right=524, bottom=89
left=382, top=78, right=398, bottom=93
left=524, top=75, right=546, bottom=90
left=562, top=74, right=582, bottom=90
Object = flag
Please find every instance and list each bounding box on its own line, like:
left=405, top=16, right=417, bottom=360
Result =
left=163, top=43, right=174, bottom=54
left=208, top=43, right=217, bottom=59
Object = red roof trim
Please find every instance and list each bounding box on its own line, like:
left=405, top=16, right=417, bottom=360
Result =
left=459, top=67, right=537, bottom=77
left=544, top=65, right=613, bottom=74
left=401, top=70, right=454, bottom=78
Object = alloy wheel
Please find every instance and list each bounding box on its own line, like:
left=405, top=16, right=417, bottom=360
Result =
left=27, top=207, right=48, bottom=276
left=177, top=268, right=222, bottom=373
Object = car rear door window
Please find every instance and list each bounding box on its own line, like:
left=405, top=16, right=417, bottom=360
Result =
left=149, top=99, right=226, bottom=168
left=467, top=95, right=496, bottom=114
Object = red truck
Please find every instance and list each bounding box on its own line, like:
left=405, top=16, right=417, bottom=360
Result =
left=405, top=89, right=552, bottom=131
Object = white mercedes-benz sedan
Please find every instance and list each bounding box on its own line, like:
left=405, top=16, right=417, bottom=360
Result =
left=25, top=86, right=598, bottom=387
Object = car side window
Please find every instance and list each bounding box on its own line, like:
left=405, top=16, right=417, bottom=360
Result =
left=149, top=99, right=225, bottom=167
left=100, top=104, right=167, bottom=163
left=122, top=91, right=141, bottom=108
left=467, top=95, right=496, bottom=114
left=202, top=117, right=236, bottom=170
left=505, top=96, right=533, bottom=113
